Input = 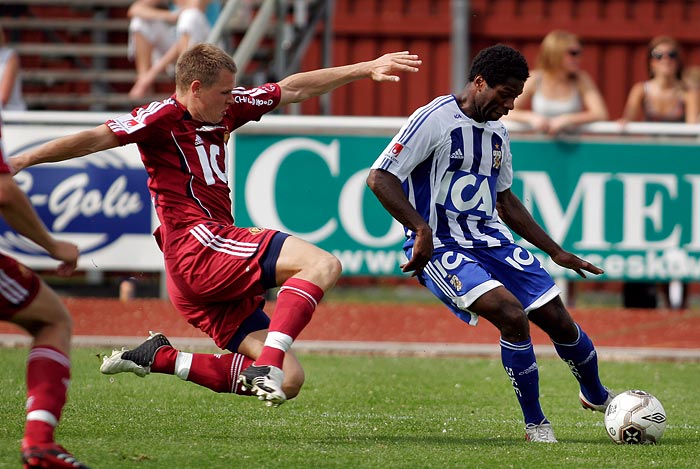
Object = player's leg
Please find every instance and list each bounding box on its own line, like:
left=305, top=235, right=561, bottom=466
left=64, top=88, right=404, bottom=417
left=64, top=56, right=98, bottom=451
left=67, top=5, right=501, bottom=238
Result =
left=128, top=17, right=156, bottom=77
left=9, top=278, right=90, bottom=468
left=240, top=235, right=341, bottom=402
left=528, top=298, right=614, bottom=411
left=99, top=308, right=265, bottom=391
left=417, top=249, right=554, bottom=442
left=100, top=300, right=304, bottom=402
left=236, top=328, right=305, bottom=399
left=467, top=289, right=552, bottom=436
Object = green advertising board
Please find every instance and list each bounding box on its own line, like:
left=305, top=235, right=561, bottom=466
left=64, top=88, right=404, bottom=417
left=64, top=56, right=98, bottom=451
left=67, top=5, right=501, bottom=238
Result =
left=234, top=133, right=700, bottom=280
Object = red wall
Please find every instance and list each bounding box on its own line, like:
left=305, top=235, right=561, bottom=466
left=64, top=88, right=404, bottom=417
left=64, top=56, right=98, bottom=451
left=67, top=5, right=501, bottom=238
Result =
left=298, top=0, right=700, bottom=119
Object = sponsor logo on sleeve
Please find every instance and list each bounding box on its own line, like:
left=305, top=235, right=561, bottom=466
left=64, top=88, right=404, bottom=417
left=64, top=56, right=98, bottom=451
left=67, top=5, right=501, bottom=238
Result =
left=384, top=142, right=405, bottom=162
left=111, top=114, right=146, bottom=134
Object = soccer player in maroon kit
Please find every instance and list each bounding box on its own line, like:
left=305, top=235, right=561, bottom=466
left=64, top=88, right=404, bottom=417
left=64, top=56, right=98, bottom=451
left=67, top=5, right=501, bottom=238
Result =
left=0, top=122, right=87, bottom=466
left=11, top=43, right=421, bottom=407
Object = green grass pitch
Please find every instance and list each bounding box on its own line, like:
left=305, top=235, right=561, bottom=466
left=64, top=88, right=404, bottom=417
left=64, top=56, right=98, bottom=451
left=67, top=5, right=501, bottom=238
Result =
left=0, top=348, right=698, bottom=468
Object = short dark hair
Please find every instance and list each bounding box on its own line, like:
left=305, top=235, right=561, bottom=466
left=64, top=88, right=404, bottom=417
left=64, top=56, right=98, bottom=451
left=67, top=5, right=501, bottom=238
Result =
left=468, top=44, right=529, bottom=87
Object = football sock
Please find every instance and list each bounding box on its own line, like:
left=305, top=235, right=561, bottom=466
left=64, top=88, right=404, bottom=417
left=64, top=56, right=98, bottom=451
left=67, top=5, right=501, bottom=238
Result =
left=553, top=323, right=608, bottom=404
left=152, top=346, right=254, bottom=395
left=24, top=346, right=70, bottom=445
left=500, top=338, right=546, bottom=425
left=256, top=278, right=324, bottom=368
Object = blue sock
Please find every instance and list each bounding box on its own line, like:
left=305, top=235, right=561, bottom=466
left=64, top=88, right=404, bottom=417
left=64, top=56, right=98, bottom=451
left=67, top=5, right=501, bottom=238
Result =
left=553, top=324, right=607, bottom=404
left=500, top=337, right=546, bottom=425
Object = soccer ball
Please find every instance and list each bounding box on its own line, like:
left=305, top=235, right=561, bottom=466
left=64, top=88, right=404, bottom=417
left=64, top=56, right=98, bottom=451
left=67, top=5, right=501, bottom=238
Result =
left=604, top=390, right=667, bottom=444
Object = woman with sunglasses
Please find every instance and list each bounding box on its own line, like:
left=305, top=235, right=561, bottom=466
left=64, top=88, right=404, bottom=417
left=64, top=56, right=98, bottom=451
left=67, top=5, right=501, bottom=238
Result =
left=620, top=36, right=693, bottom=124
left=619, top=36, right=691, bottom=310
left=505, top=30, right=609, bottom=136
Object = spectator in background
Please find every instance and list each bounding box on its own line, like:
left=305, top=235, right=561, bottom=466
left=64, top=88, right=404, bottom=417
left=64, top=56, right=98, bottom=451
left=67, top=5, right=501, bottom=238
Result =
left=128, top=0, right=220, bottom=99
left=0, top=26, right=27, bottom=111
left=619, top=35, right=691, bottom=309
left=619, top=36, right=692, bottom=124
left=504, top=30, right=609, bottom=306
left=127, top=0, right=180, bottom=89
left=119, top=276, right=138, bottom=302
left=505, top=30, right=608, bottom=135
left=683, top=65, right=700, bottom=123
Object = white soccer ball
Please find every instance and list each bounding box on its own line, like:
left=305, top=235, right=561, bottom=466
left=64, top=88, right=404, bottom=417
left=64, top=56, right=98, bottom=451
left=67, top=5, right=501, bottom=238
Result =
left=604, top=390, right=667, bottom=444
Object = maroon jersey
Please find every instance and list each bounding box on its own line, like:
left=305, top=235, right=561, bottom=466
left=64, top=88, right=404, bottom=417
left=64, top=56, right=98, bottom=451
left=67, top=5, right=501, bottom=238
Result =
left=106, top=84, right=281, bottom=236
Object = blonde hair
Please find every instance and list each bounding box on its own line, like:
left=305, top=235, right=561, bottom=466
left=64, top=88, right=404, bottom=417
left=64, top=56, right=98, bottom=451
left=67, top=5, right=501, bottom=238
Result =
left=536, top=30, right=580, bottom=73
left=175, top=43, right=238, bottom=93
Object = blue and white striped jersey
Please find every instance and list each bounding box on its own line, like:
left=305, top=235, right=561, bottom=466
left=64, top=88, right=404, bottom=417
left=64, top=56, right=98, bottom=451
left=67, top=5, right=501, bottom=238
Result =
left=372, top=94, right=516, bottom=250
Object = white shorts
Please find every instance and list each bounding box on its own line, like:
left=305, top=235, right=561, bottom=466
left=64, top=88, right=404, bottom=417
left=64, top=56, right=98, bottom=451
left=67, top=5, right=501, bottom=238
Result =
left=177, top=8, right=211, bottom=45
left=128, top=17, right=176, bottom=63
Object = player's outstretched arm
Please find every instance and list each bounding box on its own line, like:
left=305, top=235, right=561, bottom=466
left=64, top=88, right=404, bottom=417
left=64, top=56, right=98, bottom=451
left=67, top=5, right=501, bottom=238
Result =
left=277, top=51, right=421, bottom=107
left=10, top=124, right=119, bottom=173
left=496, top=188, right=603, bottom=278
left=0, top=174, right=78, bottom=275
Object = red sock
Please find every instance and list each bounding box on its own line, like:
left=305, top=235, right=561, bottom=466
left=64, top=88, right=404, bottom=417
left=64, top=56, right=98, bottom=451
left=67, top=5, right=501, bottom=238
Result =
left=24, top=346, right=70, bottom=446
left=152, top=346, right=253, bottom=395
left=257, top=278, right=324, bottom=368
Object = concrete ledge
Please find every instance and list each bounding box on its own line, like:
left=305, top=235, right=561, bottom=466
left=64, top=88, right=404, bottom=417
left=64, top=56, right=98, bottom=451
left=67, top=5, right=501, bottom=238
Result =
left=2, top=334, right=699, bottom=362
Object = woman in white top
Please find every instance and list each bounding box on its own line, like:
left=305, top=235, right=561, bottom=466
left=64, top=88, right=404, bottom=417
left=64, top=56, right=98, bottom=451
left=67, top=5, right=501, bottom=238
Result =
left=0, top=27, right=26, bottom=111
left=128, top=0, right=215, bottom=99
left=505, top=30, right=608, bottom=135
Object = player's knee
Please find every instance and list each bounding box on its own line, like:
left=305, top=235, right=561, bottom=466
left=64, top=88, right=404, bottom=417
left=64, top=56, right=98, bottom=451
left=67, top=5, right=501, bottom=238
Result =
left=323, top=254, right=343, bottom=282
left=499, top=305, right=530, bottom=342
left=49, top=303, right=74, bottom=338
left=283, top=366, right=305, bottom=399
left=310, top=252, right=342, bottom=290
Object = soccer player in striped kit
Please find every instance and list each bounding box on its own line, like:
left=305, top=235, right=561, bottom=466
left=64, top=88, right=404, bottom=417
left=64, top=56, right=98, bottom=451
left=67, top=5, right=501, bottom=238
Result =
left=0, top=121, right=87, bottom=466
left=11, top=43, right=421, bottom=408
left=367, top=44, right=615, bottom=443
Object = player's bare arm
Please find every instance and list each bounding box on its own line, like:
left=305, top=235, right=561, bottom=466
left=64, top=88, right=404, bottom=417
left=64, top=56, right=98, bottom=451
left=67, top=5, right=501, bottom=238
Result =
left=496, top=188, right=603, bottom=278
left=277, top=51, right=421, bottom=107
left=366, top=168, right=432, bottom=274
left=0, top=174, right=78, bottom=275
left=10, top=124, right=119, bottom=173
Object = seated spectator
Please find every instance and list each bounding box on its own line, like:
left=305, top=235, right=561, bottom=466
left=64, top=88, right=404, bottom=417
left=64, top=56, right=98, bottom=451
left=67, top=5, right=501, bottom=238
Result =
left=683, top=65, right=700, bottom=123
left=127, top=0, right=180, bottom=87
left=128, top=0, right=220, bottom=99
left=505, top=30, right=608, bottom=135
left=620, top=36, right=692, bottom=124
left=0, top=26, right=26, bottom=111
left=619, top=35, right=690, bottom=310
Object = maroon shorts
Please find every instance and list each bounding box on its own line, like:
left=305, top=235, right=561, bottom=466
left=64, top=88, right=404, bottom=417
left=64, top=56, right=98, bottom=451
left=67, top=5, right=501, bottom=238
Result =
left=0, top=253, right=41, bottom=320
left=163, top=223, right=287, bottom=349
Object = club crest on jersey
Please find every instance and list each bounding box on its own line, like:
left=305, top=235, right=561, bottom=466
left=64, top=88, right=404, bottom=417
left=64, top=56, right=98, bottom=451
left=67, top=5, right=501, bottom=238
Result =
left=248, top=227, right=264, bottom=235
left=449, top=274, right=463, bottom=292
left=17, top=262, right=32, bottom=279
left=492, top=143, right=502, bottom=169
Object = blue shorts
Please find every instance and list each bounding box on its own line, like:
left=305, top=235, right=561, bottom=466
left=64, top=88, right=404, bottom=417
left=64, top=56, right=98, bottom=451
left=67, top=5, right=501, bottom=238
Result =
left=411, top=243, right=560, bottom=326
